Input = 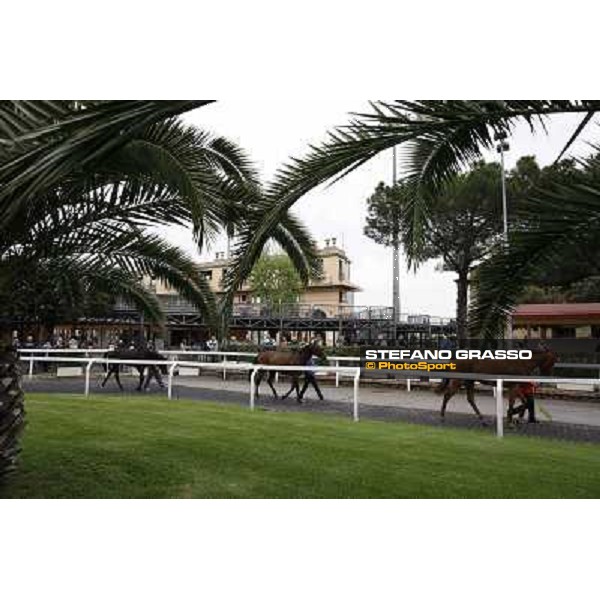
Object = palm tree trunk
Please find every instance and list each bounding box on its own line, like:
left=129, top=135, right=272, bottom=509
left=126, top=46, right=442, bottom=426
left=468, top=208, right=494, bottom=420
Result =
left=0, top=347, right=25, bottom=485
left=455, top=272, right=469, bottom=343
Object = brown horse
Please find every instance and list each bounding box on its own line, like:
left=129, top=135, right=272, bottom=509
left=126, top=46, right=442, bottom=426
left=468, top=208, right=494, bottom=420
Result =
left=254, top=342, right=326, bottom=402
left=101, top=348, right=168, bottom=391
left=436, top=349, right=556, bottom=424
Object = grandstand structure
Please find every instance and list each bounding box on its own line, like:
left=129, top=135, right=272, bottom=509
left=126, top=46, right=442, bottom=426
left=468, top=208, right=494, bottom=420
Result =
left=7, top=239, right=456, bottom=347
left=109, top=297, right=455, bottom=347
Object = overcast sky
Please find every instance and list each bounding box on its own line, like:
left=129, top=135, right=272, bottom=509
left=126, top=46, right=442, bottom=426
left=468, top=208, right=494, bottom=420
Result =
left=170, top=101, right=599, bottom=318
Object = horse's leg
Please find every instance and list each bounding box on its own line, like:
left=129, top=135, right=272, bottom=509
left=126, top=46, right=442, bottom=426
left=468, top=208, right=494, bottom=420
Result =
left=466, top=381, right=486, bottom=425
left=255, top=370, right=264, bottom=398
left=287, top=375, right=303, bottom=403
left=101, top=366, right=113, bottom=388
left=298, top=377, right=310, bottom=400
left=114, top=366, right=124, bottom=391
left=281, top=376, right=297, bottom=400
left=267, top=371, right=279, bottom=400
left=146, top=366, right=164, bottom=390
left=154, top=367, right=165, bottom=389
left=142, top=368, right=153, bottom=391
left=305, top=372, right=324, bottom=401
left=440, top=380, right=459, bottom=421
left=136, top=367, right=145, bottom=391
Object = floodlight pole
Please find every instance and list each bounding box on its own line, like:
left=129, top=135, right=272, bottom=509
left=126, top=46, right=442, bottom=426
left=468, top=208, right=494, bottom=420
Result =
left=496, top=133, right=512, bottom=340
left=392, top=146, right=401, bottom=326
left=499, top=142, right=509, bottom=239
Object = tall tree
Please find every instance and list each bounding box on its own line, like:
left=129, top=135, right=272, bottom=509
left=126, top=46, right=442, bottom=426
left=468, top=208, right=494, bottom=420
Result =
left=249, top=254, right=304, bottom=308
left=364, top=182, right=404, bottom=318
left=413, top=162, right=503, bottom=340
left=365, top=163, right=503, bottom=340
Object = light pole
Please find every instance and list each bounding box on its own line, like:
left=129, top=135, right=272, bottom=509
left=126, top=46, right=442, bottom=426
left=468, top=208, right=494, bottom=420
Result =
left=392, top=146, right=401, bottom=326
left=495, top=131, right=512, bottom=340
left=495, top=131, right=509, bottom=239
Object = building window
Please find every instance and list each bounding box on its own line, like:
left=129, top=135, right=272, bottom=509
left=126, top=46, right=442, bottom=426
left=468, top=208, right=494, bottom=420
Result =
left=200, top=270, right=213, bottom=281
left=338, top=259, right=345, bottom=281
left=551, top=326, right=576, bottom=338
left=339, top=290, right=346, bottom=304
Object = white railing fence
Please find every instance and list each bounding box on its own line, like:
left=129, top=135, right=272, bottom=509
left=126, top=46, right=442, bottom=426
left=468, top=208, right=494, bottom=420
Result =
left=16, top=355, right=362, bottom=421
left=16, top=352, right=600, bottom=438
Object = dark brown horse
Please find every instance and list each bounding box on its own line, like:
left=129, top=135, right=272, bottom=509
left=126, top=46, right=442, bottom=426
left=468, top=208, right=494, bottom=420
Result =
left=436, top=349, right=556, bottom=424
left=101, top=348, right=168, bottom=391
left=254, top=342, right=326, bottom=402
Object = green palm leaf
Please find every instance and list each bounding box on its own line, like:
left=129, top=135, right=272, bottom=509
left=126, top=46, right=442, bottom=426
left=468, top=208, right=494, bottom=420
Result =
left=0, top=101, right=212, bottom=225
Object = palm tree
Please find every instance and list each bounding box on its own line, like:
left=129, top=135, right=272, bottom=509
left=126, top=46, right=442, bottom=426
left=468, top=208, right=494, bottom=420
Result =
left=1, top=103, right=320, bottom=332
left=0, top=347, right=24, bottom=482
left=0, top=101, right=320, bottom=483
left=471, top=151, right=600, bottom=337
left=224, top=100, right=600, bottom=336
left=2, top=101, right=210, bottom=485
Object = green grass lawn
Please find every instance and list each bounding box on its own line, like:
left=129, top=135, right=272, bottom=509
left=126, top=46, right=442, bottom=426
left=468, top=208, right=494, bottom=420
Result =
left=3, top=393, right=600, bottom=498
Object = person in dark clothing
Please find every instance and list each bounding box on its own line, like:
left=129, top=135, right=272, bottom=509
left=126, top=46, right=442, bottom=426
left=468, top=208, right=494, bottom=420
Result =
left=508, top=382, right=538, bottom=423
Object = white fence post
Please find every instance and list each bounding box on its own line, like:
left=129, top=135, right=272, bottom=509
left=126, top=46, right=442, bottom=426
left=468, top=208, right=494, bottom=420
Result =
left=496, top=378, right=504, bottom=438
left=85, top=359, right=95, bottom=397
left=29, top=356, right=34, bottom=380
left=335, top=359, right=340, bottom=388
left=168, top=362, right=178, bottom=400
left=353, top=367, right=360, bottom=422
left=407, top=378, right=411, bottom=392
left=250, top=368, right=258, bottom=411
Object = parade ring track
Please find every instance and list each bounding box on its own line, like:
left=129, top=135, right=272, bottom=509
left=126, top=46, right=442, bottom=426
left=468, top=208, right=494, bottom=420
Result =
left=22, top=377, right=600, bottom=445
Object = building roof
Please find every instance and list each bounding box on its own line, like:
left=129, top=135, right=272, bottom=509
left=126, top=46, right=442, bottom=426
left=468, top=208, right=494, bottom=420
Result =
left=317, top=245, right=350, bottom=261
left=512, top=303, right=600, bottom=321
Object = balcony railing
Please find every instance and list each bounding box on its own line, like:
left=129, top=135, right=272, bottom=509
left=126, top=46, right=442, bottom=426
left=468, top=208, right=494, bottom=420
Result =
left=114, top=298, right=454, bottom=326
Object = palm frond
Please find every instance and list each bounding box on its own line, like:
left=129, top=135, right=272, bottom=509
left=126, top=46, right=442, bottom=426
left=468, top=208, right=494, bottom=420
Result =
left=470, top=169, right=600, bottom=338
left=0, top=101, right=212, bottom=225
left=222, top=100, right=600, bottom=299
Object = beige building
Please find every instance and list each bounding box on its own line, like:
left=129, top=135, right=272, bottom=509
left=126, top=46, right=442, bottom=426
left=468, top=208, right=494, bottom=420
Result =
left=152, top=240, right=361, bottom=315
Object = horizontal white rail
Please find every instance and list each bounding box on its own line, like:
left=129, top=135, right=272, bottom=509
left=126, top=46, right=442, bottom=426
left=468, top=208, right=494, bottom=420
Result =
left=17, top=348, right=107, bottom=354
left=17, top=355, right=361, bottom=418
left=162, top=350, right=257, bottom=358
left=16, top=348, right=257, bottom=358
left=16, top=348, right=600, bottom=367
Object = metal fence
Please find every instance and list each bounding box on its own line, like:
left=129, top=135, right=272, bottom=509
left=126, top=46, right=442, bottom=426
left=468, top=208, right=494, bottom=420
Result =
left=17, top=354, right=362, bottom=420
left=113, top=297, right=455, bottom=324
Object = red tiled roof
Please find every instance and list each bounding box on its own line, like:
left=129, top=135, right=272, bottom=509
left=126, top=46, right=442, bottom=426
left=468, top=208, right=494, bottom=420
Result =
left=513, top=303, right=600, bottom=319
